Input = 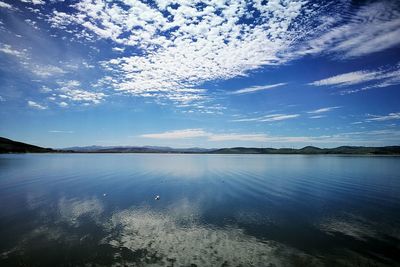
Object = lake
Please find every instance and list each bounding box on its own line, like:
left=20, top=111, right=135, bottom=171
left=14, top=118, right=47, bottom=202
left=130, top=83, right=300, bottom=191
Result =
left=0, top=154, right=399, bottom=266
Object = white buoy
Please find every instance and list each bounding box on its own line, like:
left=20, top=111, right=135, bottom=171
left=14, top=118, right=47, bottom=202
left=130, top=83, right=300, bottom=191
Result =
left=103, top=193, right=107, bottom=197
left=155, top=195, right=160, bottom=200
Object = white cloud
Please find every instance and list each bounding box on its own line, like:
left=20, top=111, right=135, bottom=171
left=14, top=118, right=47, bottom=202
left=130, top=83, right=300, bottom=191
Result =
left=58, top=88, right=106, bottom=104
left=309, top=71, right=382, bottom=87
left=309, top=115, right=326, bottom=119
left=112, top=47, right=125, bottom=53
left=54, top=80, right=107, bottom=105
left=367, top=112, right=400, bottom=121
left=207, top=133, right=268, bottom=142
left=49, top=130, right=74, bottom=133
left=0, top=44, right=25, bottom=58
left=27, top=100, right=47, bottom=110
left=58, top=101, right=68, bottom=107
left=45, top=0, right=317, bottom=105
left=298, top=1, right=400, bottom=58
left=233, top=114, right=299, bottom=122
left=340, top=66, right=400, bottom=94
left=0, top=1, right=14, bottom=10
left=20, top=0, right=45, bottom=5
left=31, top=65, right=66, bottom=77
left=308, top=106, right=340, bottom=114
left=32, top=0, right=400, bottom=107
left=140, top=129, right=208, bottom=139
left=140, top=128, right=269, bottom=142
left=39, top=86, right=52, bottom=93
left=230, top=83, right=287, bottom=95
left=310, top=64, right=400, bottom=94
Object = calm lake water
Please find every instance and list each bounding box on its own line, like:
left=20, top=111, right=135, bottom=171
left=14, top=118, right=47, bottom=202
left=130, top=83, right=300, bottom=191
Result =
left=0, top=154, right=399, bottom=266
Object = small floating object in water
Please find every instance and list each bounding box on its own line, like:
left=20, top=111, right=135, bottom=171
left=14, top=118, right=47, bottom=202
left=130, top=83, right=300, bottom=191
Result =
left=155, top=195, right=160, bottom=200
left=103, top=193, right=107, bottom=197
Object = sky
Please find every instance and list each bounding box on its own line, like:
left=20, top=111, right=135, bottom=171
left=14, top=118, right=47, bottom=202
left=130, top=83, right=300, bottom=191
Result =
left=0, top=0, right=399, bottom=149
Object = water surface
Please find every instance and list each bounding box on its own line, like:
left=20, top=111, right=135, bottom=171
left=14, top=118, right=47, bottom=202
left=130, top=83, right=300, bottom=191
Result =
left=0, top=154, right=399, bottom=266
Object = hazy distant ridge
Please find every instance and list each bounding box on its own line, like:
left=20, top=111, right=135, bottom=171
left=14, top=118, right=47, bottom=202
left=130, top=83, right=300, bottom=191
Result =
left=1, top=137, right=400, bottom=154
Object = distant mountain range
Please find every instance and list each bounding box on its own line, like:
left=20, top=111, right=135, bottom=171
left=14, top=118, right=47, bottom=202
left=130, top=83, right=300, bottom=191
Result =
left=62, top=145, right=214, bottom=153
left=1, top=136, right=400, bottom=155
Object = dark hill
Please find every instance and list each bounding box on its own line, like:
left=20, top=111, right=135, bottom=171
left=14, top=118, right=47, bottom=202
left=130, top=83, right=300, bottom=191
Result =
left=0, top=137, right=54, bottom=153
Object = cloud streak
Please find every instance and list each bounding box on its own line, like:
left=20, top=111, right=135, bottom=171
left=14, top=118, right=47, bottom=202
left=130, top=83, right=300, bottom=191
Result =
left=230, top=83, right=287, bottom=95
left=309, top=71, right=382, bottom=87
left=308, top=107, right=340, bottom=114
left=232, top=114, right=300, bottom=122
left=309, top=64, right=400, bottom=94
left=367, top=112, right=400, bottom=122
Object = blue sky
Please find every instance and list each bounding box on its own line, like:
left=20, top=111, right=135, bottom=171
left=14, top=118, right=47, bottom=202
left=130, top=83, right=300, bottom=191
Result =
left=0, top=0, right=399, bottom=148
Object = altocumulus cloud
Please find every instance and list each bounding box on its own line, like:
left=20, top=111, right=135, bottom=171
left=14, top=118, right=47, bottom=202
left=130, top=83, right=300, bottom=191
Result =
left=39, top=0, right=400, bottom=105
left=2, top=0, right=399, bottom=110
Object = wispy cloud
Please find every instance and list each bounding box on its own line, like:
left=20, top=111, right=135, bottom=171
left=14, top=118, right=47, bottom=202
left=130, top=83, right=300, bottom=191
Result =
left=309, top=71, right=382, bottom=87
left=49, top=130, right=74, bottom=134
left=298, top=1, right=400, bottom=59
left=232, top=114, right=300, bottom=122
left=308, top=106, right=341, bottom=114
left=367, top=112, right=400, bottom=121
left=340, top=66, right=400, bottom=94
left=230, top=83, right=286, bottom=95
left=27, top=100, right=47, bottom=110
left=309, top=115, right=326, bottom=119
left=310, top=64, right=400, bottom=94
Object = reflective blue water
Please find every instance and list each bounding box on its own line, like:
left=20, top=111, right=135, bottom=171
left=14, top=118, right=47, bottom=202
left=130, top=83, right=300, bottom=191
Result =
left=0, top=154, right=399, bottom=266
